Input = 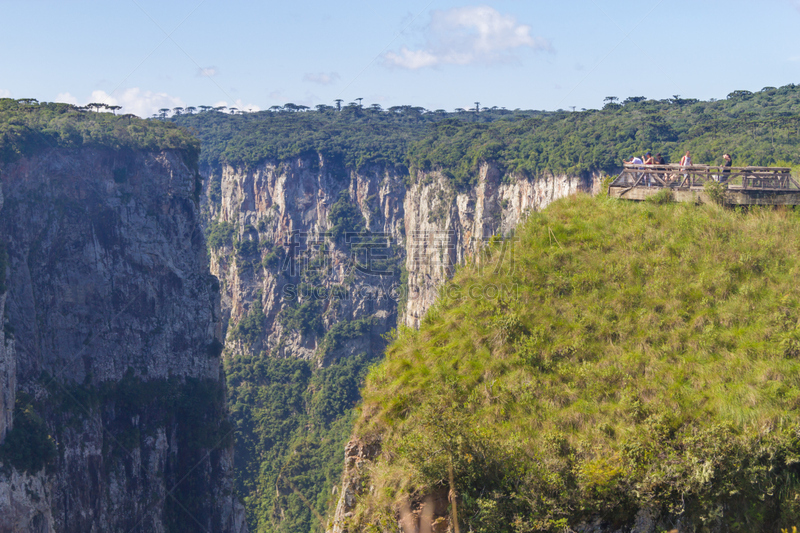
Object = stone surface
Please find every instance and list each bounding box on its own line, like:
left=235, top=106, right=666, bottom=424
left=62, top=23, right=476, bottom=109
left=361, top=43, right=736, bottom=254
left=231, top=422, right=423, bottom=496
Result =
left=209, top=158, right=406, bottom=362
left=402, top=163, right=600, bottom=328
left=210, top=158, right=599, bottom=352
left=328, top=436, right=381, bottom=533
left=0, top=148, right=246, bottom=533
left=207, top=156, right=598, bottom=533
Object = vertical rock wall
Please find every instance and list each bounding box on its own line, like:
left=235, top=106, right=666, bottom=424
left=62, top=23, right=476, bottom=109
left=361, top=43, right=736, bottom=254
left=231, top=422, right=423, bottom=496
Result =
left=0, top=148, right=245, bottom=533
left=0, top=183, right=15, bottom=443
left=209, top=157, right=407, bottom=361
left=211, top=158, right=599, bottom=349
left=402, top=162, right=601, bottom=327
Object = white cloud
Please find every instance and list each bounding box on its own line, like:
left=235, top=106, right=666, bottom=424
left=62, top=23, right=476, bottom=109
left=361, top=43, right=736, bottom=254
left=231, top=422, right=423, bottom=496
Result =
left=384, top=6, right=551, bottom=69
left=96, top=89, right=187, bottom=118
left=384, top=49, right=439, bottom=70
left=55, top=92, right=78, bottom=104
left=302, top=72, right=341, bottom=85
left=196, top=66, right=218, bottom=77
left=54, top=88, right=186, bottom=118
left=211, top=99, right=261, bottom=112
left=0, top=89, right=11, bottom=98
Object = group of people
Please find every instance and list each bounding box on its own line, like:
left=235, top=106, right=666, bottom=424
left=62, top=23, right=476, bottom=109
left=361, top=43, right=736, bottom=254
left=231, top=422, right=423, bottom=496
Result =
left=626, top=151, right=666, bottom=166
left=624, top=151, right=733, bottom=184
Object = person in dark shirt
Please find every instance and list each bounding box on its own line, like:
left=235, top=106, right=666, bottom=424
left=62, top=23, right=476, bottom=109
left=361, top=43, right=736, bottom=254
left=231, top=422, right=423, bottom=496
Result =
left=655, top=153, right=665, bottom=165
left=720, top=153, right=732, bottom=183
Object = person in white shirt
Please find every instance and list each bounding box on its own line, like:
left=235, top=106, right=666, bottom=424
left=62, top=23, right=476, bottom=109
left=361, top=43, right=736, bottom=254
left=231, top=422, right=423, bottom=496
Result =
left=679, top=151, right=692, bottom=182
left=625, top=156, right=644, bottom=185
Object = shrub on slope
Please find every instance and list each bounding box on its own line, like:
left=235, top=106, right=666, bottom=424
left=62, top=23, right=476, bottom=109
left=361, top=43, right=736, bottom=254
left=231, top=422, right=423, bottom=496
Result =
left=355, top=195, right=800, bottom=532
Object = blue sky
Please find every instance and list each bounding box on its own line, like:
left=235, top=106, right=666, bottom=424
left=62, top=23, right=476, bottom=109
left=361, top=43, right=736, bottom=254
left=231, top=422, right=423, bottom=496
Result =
left=2, top=0, right=800, bottom=116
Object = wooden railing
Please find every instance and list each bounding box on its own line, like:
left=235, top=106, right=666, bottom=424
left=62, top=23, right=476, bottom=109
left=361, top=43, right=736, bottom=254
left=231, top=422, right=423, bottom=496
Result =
left=612, top=164, right=799, bottom=190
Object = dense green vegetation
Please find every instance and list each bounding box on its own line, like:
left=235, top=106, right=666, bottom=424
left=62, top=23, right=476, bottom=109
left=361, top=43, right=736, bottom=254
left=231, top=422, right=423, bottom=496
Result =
left=0, top=98, right=199, bottom=164
left=172, top=104, right=539, bottom=171
left=230, top=297, right=267, bottom=347
left=353, top=195, right=800, bottom=532
left=186, top=85, right=800, bottom=532
left=226, top=349, right=378, bottom=532
left=206, top=219, right=236, bottom=249
left=407, top=86, right=800, bottom=189
left=177, top=86, right=800, bottom=192
left=0, top=392, right=57, bottom=473
left=212, top=185, right=404, bottom=532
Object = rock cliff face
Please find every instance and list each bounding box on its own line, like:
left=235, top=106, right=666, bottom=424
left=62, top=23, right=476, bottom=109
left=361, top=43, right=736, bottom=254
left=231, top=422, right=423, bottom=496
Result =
left=0, top=148, right=245, bottom=533
left=209, top=159, right=598, bottom=345
left=328, top=164, right=601, bottom=533
left=209, top=157, right=406, bottom=361
left=0, top=184, right=14, bottom=444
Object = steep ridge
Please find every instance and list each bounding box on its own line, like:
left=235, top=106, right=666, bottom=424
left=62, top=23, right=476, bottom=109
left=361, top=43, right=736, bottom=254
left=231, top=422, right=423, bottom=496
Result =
left=203, top=155, right=598, bottom=530
left=336, top=195, right=800, bottom=532
left=0, top=147, right=245, bottom=532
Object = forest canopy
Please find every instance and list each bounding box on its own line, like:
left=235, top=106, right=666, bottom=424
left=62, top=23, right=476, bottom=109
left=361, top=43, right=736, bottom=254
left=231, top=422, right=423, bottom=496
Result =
left=173, top=84, right=800, bottom=190
left=0, top=98, right=199, bottom=164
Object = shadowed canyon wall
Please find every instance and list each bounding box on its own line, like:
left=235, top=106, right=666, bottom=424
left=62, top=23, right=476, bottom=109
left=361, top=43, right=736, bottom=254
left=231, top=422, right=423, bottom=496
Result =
left=0, top=148, right=245, bottom=533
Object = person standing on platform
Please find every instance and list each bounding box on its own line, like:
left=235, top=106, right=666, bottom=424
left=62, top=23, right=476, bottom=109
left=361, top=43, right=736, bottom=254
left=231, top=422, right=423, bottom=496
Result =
left=643, top=152, right=655, bottom=186
left=680, top=151, right=692, bottom=183
left=654, top=153, right=667, bottom=181
left=719, top=153, right=732, bottom=183
left=624, top=155, right=644, bottom=186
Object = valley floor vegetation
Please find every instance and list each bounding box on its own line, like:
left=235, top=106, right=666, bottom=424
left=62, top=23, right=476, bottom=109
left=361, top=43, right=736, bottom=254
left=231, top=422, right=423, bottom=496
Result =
left=354, top=194, right=800, bottom=532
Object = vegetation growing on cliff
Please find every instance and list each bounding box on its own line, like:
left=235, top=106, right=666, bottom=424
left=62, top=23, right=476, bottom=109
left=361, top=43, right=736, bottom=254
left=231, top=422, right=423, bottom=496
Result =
left=192, top=85, right=800, bottom=531
left=214, top=189, right=403, bottom=532
left=172, top=103, right=547, bottom=171
left=354, top=195, right=800, bottom=532
left=0, top=393, right=57, bottom=474
left=0, top=98, right=199, bottom=163
left=226, top=349, right=378, bottom=532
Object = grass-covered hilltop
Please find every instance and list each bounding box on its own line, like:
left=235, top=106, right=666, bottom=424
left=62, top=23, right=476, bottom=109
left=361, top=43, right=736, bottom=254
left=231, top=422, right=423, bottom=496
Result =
left=352, top=195, right=800, bottom=532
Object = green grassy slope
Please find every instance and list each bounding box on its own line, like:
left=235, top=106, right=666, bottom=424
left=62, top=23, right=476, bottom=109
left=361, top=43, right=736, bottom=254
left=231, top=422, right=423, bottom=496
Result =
left=354, top=195, right=800, bottom=532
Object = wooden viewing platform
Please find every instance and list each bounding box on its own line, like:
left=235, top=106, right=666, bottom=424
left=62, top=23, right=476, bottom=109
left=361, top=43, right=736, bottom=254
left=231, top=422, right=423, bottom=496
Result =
left=608, top=164, right=800, bottom=205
